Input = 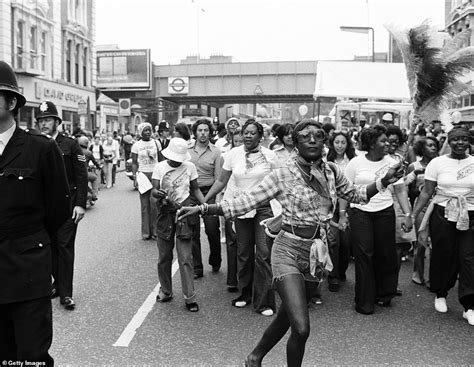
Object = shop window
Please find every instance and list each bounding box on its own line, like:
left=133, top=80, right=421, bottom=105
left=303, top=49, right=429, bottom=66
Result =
left=18, top=106, right=34, bottom=129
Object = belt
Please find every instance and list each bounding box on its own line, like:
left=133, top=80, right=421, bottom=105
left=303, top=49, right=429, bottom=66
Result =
left=281, top=224, right=320, bottom=240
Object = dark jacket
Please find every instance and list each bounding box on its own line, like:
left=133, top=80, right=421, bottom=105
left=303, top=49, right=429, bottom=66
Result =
left=0, top=127, right=70, bottom=303
left=55, top=133, right=88, bottom=210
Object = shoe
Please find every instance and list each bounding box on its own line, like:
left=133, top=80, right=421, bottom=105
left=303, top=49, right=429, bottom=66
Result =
left=260, top=309, right=274, bottom=317
left=462, top=309, right=474, bottom=325
left=212, top=265, right=220, bottom=273
left=355, top=305, right=374, bottom=315
left=194, top=273, right=203, bottom=279
left=51, top=287, right=59, bottom=299
left=401, top=256, right=408, bottom=262
left=156, top=294, right=173, bottom=303
left=151, top=235, right=157, bottom=240
left=412, top=275, right=424, bottom=285
left=227, top=286, right=239, bottom=293
left=434, top=297, right=448, bottom=313
left=375, top=300, right=391, bottom=307
left=142, top=236, right=151, bottom=241
left=185, top=302, right=199, bottom=312
left=395, top=288, right=403, bottom=296
left=311, top=296, right=323, bottom=305
left=60, top=297, right=76, bottom=310
left=232, top=296, right=250, bottom=308
left=328, top=280, right=340, bottom=292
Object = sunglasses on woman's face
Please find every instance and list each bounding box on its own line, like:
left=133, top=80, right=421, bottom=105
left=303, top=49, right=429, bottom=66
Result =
left=296, top=129, right=326, bottom=143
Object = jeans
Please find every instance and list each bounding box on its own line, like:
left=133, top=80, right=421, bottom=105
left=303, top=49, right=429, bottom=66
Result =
left=156, top=212, right=196, bottom=304
left=88, top=171, right=99, bottom=200
left=234, top=205, right=276, bottom=312
left=103, top=161, right=113, bottom=188
left=429, top=205, right=474, bottom=310
left=225, top=219, right=238, bottom=287
left=349, top=206, right=398, bottom=314
left=139, top=172, right=157, bottom=239
left=191, top=188, right=222, bottom=275
left=327, top=210, right=351, bottom=282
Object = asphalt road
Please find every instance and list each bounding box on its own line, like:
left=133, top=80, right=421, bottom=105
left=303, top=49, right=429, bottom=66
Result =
left=50, top=172, right=473, bottom=366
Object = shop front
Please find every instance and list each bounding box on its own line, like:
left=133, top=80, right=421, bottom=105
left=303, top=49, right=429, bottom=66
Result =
left=17, top=75, right=96, bottom=134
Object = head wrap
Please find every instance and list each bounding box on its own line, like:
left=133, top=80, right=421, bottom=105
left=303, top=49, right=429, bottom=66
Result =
left=137, top=122, right=152, bottom=137
left=448, top=126, right=470, bottom=141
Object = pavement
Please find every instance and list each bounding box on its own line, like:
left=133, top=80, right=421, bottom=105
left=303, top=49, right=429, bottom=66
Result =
left=50, top=172, right=474, bottom=366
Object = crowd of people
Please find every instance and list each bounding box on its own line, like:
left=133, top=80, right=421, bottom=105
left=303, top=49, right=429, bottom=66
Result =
left=1, top=55, right=473, bottom=366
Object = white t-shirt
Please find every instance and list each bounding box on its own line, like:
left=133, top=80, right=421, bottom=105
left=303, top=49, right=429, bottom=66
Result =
left=131, top=139, right=159, bottom=173
left=152, top=161, right=198, bottom=204
left=424, top=155, right=474, bottom=210
left=222, top=145, right=277, bottom=218
left=345, top=154, right=398, bottom=212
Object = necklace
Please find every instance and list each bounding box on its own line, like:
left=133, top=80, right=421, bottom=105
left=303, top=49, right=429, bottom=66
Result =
left=295, top=160, right=312, bottom=179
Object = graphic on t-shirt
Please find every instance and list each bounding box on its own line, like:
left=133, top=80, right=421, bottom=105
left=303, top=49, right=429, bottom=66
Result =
left=161, top=169, right=190, bottom=204
left=374, top=164, right=390, bottom=180
left=245, top=152, right=269, bottom=172
left=137, top=145, right=157, bottom=167
left=457, top=163, right=474, bottom=181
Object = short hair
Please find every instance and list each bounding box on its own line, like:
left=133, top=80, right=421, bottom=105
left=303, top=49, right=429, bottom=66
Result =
left=321, top=122, right=336, bottom=135
left=241, top=119, right=264, bottom=138
left=192, top=118, right=214, bottom=136
left=413, top=136, right=439, bottom=156
left=271, top=123, right=281, bottom=134
left=174, top=122, right=191, bottom=141
left=292, top=119, right=323, bottom=146
left=276, top=123, right=294, bottom=142
left=327, top=131, right=356, bottom=162
left=385, top=125, right=405, bottom=144
left=360, top=124, right=387, bottom=151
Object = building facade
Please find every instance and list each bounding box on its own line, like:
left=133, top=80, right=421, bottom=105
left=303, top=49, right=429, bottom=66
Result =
left=0, top=0, right=96, bottom=132
left=445, top=0, right=474, bottom=121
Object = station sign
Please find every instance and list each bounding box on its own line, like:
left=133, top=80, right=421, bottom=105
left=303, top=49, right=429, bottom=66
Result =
left=168, top=77, right=189, bottom=94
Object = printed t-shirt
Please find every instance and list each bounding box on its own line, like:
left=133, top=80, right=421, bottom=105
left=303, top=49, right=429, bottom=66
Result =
left=345, top=154, right=398, bottom=212
left=152, top=161, right=198, bottom=204
left=131, top=139, right=159, bottom=173
left=424, top=155, right=474, bottom=210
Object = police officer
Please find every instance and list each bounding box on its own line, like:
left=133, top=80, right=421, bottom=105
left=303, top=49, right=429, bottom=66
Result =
left=36, top=100, right=88, bottom=310
left=0, top=61, right=70, bottom=365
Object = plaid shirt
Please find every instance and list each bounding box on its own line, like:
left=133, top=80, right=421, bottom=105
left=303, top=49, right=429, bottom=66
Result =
left=220, top=157, right=368, bottom=227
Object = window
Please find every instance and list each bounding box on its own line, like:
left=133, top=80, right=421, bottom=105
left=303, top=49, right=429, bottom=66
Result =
left=40, top=32, right=46, bottom=72
left=75, top=44, right=80, bottom=84
left=30, top=26, right=37, bottom=69
left=83, top=47, right=88, bottom=86
left=16, top=22, right=24, bottom=69
left=66, top=40, right=72, bottom=82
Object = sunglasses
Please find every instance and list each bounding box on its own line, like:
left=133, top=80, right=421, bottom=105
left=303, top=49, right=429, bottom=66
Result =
left=296, top=129, right=326, bottom=143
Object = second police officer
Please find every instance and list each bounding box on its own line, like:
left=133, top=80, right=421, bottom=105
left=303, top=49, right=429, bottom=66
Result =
left=36, top=101, right=88, bottom=310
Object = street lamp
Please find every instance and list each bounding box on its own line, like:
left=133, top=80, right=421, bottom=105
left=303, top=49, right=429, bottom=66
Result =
left=340, top=26, right=375, bottom=62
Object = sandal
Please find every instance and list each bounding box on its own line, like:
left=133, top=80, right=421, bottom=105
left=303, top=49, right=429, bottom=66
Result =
left=156, top=294, right=173, bottom=303
left=186, top=302, right=199, bottom=312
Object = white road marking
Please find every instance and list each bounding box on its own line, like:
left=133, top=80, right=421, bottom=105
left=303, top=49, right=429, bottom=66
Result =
left=113, top=260, right=179, bottom=347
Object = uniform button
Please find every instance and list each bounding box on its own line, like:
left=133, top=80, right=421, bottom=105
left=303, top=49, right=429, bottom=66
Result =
left=19, top=176, right=23, bottom=180
left=38, top=243, right=43, bottom=247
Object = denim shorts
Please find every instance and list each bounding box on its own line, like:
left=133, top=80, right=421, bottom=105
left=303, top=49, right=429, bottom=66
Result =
left=271, top=231, right=320, bottom=283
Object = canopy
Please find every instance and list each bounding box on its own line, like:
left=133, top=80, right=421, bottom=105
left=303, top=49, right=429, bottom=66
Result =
left=329, top=101, right=413, bottom=116
left=314, top=61, right=411, bottom=102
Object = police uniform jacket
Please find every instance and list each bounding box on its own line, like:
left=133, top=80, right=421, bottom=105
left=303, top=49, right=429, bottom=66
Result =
left=0, top=128, right=70, bottom=304
left=55, top=133, right=88, bottom=210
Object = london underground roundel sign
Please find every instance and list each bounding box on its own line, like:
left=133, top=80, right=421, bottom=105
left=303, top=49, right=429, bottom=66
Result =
left=168, top=77, right=189, bottom=94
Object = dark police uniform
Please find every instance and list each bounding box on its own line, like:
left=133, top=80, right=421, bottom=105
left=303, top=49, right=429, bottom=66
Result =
left=0, top=127, right=70, bottom=364
left=52, top=132, right=88, bottom=301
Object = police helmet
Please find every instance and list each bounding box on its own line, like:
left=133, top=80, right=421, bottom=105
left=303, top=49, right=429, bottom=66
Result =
left=0, top=61, right=26, bottom=108
left=36, top=100, right=62, bottom=123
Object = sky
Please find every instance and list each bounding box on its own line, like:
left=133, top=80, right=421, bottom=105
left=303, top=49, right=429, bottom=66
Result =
left=95, top=0, right=446, bottom=65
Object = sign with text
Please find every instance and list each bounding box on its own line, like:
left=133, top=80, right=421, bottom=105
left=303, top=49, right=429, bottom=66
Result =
left=97, top=49, right=151, bottom=90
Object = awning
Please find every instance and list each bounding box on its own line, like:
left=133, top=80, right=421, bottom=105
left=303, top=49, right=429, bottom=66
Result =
left=314, top=61, right=411, bottom=102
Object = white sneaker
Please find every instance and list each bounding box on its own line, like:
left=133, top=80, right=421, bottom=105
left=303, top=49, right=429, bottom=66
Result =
left=434, top=297, right=448, bottom=313
left=261, top=309, right=274, bottom=317
left=462, top=309, right=474, bottom=325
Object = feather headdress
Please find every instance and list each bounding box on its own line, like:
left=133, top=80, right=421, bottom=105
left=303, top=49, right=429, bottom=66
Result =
left=385, top=21, right=474, bottom=125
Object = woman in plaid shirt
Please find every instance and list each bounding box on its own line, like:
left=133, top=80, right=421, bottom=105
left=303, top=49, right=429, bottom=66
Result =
left=178, top=119, right=405, bottom=367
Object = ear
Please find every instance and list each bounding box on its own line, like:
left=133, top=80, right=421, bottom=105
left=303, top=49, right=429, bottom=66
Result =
left=8, top=97, right=17, bottom=111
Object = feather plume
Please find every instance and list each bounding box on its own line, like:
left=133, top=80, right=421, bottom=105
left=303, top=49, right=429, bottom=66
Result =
left=384, top=21, right=474, bottom=125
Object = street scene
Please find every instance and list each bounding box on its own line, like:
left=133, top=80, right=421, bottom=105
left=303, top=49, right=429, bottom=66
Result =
left=1, top=0, right=474, bottom=366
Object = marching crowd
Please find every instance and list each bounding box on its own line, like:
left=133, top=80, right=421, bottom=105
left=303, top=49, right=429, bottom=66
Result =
left=1, top=57, right=473, bottom=366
